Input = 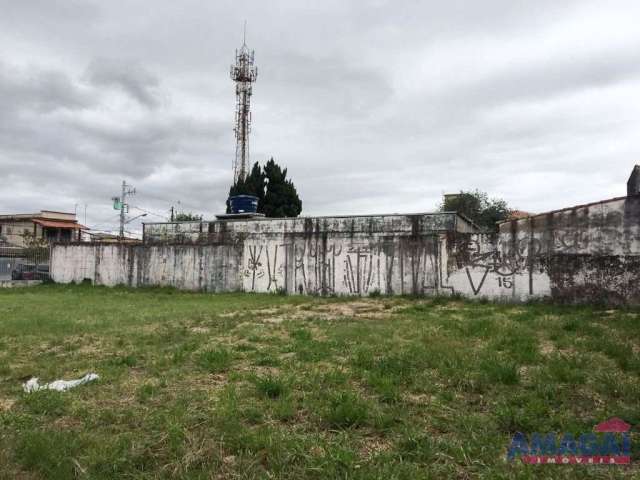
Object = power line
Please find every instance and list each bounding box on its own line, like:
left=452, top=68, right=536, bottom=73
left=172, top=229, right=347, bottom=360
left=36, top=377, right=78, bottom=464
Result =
left=130, top=206, right=169, bottom=221
left=84, top=213, right=122, bottom=231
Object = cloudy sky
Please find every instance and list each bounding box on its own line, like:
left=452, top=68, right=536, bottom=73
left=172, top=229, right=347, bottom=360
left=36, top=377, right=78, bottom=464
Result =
left=2, top=1, right=640, bottom=234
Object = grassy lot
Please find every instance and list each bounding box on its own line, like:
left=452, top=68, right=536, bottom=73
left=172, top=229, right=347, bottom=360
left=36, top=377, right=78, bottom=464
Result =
left=0, top=285, right=639, bottom=479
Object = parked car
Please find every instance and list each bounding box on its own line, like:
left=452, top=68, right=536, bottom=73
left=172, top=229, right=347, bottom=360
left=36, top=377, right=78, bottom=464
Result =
left=11, top=263, right=49, bottom=281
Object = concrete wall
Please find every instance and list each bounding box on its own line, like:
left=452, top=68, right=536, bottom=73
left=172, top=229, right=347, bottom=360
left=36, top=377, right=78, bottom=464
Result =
left=51, top=243, right=242, bottom=292
left=444, top=195, right=640, bottom=304
left=53, top=213, right=469, bottom=296
left=51, top=201, right=640, bottom=304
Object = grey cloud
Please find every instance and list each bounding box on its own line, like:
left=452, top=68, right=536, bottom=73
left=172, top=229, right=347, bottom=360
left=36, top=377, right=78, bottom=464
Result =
left=1, top=0, right=640, bottom=227
left=260, top=52, right=393, bottom=118
left=86, top=58, right=162, bottom=108
left=432, top=48, right=640, bottom=115
left=0, top=63, right=93, bottom=113
left=61, top=114, right=228, bottom=177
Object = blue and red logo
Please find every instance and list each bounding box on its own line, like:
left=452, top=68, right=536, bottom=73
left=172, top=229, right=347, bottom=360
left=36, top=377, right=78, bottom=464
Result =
left=507, top=418, right=632, bottom=465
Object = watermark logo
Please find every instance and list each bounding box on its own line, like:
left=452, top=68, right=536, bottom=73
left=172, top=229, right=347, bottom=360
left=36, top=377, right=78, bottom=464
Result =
left=507, top=418, right=632, bottom=465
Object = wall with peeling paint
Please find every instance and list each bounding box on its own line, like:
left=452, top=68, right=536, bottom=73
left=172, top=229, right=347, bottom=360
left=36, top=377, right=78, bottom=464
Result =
left=51, top=243, right=243, bottom=292
left=444, top=196, right=640, bottom=304
left=51, top=200, right=640, bottom=304
left=51, top=213, right=472, bottom=295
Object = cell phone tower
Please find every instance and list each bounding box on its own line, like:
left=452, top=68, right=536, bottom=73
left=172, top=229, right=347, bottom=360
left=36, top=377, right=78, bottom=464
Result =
left=230, top=23, right=258, bottom=184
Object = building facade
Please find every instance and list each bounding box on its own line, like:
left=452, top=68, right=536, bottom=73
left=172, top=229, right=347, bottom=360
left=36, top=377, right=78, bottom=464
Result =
left=0, top=211, right=85, bottom=247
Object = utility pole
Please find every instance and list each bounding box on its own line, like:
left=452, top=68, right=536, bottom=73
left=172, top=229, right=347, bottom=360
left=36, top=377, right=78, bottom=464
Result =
left=112, top=180, right=135, bottom=239
left=170, top=206, right=175, bottom=222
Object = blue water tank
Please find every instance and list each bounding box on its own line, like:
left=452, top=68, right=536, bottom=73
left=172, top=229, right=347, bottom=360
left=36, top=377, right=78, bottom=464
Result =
left=228, top=195, right=259, bottom=214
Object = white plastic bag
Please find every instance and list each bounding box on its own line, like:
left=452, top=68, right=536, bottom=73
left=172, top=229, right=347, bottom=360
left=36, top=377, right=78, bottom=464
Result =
left=23, top=373, right=99, bottom=393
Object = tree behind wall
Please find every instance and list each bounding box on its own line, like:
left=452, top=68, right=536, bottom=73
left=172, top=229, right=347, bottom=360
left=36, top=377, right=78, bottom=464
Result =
left=174, top=212, right=203, bottom=221
left=227, top=158, right=302, bottom=217
left=262, top=158, right=302, bottom=217
left=440, top=190, right=512, bottom=231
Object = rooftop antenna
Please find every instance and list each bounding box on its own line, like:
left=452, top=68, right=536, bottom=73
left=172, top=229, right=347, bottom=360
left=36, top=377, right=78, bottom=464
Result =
left=230, top=21, right=257, bottom=184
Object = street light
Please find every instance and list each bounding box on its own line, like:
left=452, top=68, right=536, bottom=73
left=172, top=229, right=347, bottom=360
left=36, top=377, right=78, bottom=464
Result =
left=124, top=213, right=147, bottom=225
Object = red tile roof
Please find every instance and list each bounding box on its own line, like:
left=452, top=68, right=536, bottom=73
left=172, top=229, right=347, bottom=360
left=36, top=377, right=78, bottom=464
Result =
left=33, top=219, right=87, bottom=230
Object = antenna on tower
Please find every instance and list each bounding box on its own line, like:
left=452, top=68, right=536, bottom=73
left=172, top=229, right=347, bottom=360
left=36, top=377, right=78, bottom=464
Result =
left=243, top=20, right=247, bottom=45
left=230, top=23, right=258, bottom=184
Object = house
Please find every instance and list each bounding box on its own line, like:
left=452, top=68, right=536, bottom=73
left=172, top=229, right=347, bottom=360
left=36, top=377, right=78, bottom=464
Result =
left=0, top=210, right=86, bottom=247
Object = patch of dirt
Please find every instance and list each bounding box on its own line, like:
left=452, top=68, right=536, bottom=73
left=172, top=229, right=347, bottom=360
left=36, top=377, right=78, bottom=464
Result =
left=263, top=316, right=285, bottom=324
left=359, top=435, right=392, bottom=459
left=119, top=367, right=147, bottom=392
left=257, top=300, right=403, bottom=323
left=0, top=397, right=15, bottom=412
left=404, top=393, right=434, bottom=405
left=203, top=373, right=229, bottom=388
left=237, top=364, right=280, bottom=376
left=233, top=321, right=261, bottom=331
left=435, top=302, right=466, bottom=311
left=172, top=373, right=229, bottom=393
left=309, top=445, right=325, bottom=457
left=518, top=365, right=538, bottom=383
left=190, top=326, right=210, bottom=334
left=53, top=416, right=84, bottom=430
left=221, top=307, right=282, bottom=319
left=539, top=340, right=556, bottom=356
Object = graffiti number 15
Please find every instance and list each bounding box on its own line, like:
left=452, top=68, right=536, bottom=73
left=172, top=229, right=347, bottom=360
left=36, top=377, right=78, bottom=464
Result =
left=497, top=276, right=513, bottom=289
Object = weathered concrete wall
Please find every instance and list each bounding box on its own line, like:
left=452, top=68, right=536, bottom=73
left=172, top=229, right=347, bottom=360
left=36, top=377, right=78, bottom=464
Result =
left=444, top=196, right=640, bottom=304
left=51, top=243, right=242, bottom=292
left=142, top=212, right=476, bottom=244
left=51, top=201, right=640, bottom=304
left=53, top=213, right=470, bottom=295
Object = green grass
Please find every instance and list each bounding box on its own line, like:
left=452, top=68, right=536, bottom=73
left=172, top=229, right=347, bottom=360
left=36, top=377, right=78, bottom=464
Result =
left=323, top=391, right=369, bottom=428
left=253, top=373, right=288, bottom=399
left=197, top=347, right=233, bottom=373
left=0, top=284, right=639, bottom=478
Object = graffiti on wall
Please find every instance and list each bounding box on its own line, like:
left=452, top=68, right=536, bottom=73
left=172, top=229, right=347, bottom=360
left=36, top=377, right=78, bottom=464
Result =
left=242, top=237, right=440, bottom=295
left=452, top=231, right=596, bottom=297
left=243, top=244, right=286, bottom=291
left=295, top=243, right=342, bottom=295
left=457, top=235, right=542, bottom=296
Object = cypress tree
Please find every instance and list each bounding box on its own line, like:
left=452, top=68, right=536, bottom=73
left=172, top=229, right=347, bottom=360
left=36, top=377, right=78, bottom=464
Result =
left=226, top=159, right=301, bottom=217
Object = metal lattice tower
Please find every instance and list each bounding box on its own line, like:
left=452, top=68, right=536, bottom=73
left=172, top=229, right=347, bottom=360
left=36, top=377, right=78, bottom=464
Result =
left=230, top=26, right=257, bottom=184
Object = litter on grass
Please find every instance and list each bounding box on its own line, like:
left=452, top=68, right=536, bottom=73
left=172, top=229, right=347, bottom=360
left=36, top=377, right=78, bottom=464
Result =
left=23, top=373, right=99, bottom=393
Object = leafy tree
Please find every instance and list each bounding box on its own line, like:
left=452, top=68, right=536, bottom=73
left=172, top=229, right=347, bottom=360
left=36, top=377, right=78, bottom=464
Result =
left=174, top=212, right=203, bottom=221
left=440, top=190, right=512, bottom=231
left=262, top=158, right=302, bottom=217
left=226, top=158, right=302, bottom=217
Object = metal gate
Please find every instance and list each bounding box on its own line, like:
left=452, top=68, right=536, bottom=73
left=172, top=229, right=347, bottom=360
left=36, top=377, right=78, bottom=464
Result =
left=0, top=246, right=50, bottom=281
